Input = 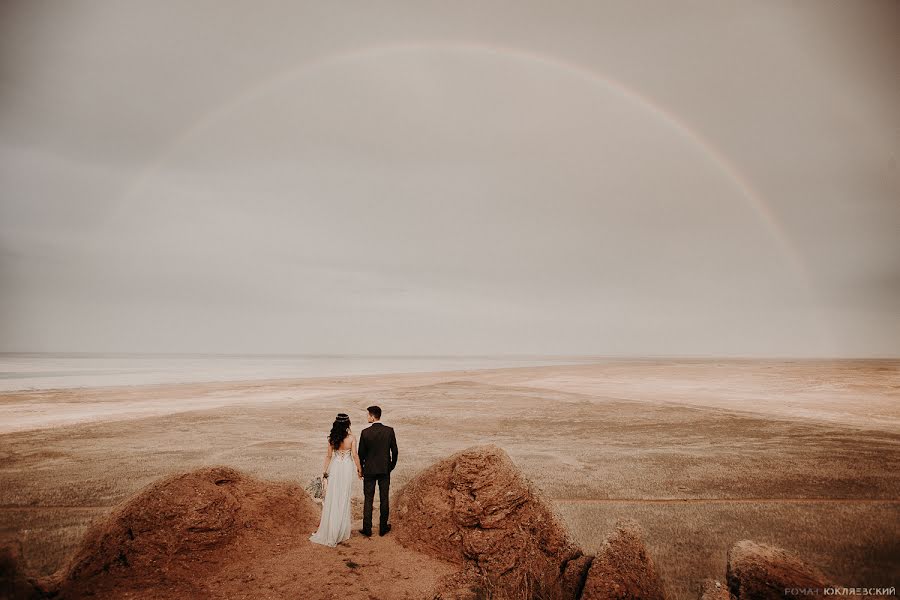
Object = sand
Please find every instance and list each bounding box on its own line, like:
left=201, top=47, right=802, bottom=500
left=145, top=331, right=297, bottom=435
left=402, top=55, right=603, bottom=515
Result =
left=1, top=359, right=898, bottom=599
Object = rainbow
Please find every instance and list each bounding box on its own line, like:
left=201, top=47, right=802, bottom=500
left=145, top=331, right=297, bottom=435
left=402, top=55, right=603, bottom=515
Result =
left=111, top=41, right=814, bottom=290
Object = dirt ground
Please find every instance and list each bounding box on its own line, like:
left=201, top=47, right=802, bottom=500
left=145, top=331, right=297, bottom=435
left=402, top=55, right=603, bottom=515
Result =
left=1, top=359, right=898, bottom=599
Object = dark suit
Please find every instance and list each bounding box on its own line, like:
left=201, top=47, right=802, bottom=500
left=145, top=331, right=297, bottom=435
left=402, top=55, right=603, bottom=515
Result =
left=357, top=422, right=398, bottom=533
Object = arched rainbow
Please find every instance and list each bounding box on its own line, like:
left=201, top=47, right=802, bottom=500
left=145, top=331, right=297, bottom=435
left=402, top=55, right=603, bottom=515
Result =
left=109, top=41, right=814, bottom=290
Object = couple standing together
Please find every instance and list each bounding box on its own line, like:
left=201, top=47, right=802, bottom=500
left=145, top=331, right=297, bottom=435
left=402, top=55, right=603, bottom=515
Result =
left=309, top=405, right=398, bottom=547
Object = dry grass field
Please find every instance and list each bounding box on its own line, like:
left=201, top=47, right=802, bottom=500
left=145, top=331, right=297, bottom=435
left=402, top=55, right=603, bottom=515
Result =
left=1, top=359, right=898, bottom=599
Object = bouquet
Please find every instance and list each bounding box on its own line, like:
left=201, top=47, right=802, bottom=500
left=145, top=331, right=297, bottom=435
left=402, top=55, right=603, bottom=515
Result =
left=305, top=475, right=326, bottom=500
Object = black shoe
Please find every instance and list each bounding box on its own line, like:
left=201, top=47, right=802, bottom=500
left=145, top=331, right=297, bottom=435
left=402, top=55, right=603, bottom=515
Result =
left=359, top=529, right=372, bottom=537
left=379, top=524, right=391, bottom=536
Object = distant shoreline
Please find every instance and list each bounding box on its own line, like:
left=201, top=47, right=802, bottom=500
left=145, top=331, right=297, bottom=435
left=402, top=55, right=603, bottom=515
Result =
left=1, top=359, right=897, bottom=435
left=0, top=354, right=606, bottom=393
left=1, top=355, right=896, bottom=394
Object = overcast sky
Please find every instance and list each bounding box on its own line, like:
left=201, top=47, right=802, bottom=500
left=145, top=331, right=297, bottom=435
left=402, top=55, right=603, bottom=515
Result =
left=1, top=1, right=898, bottom=357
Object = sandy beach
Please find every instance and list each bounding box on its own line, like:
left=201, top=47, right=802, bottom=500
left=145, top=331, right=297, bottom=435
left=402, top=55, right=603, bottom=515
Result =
left=1, top=359, right=898, bottom=598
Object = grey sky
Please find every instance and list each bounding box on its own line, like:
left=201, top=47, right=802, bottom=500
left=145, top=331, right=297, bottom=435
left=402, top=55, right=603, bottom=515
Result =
left=1, top=1, right=898, bottom=356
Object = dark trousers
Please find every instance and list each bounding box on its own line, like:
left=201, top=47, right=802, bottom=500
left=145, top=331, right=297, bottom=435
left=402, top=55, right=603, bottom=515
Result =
left=362, top=473, right=390, bottom=532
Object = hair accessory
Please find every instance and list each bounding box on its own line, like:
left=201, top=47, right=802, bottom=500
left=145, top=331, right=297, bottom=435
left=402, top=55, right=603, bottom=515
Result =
left=335, top=413, right=350, bottom=422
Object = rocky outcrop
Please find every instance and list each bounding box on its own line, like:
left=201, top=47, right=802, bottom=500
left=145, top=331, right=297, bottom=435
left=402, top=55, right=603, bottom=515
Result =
left=726, top=540, right=831, bottom=600
left=581, top=520, right=668, bottom=600
left=53, top=466, right=319, bottom=598
left=7, top=451, right=863, bottom=600
left=394, top=444, right=591, bottom=599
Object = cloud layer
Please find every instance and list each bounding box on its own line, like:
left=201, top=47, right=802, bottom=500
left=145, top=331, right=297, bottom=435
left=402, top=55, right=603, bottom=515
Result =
left=1, top=1, right=898, bottom=356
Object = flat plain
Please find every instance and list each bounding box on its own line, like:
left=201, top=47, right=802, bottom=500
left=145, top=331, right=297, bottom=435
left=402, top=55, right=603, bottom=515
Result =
left=1, top=359, right=897, bottom=599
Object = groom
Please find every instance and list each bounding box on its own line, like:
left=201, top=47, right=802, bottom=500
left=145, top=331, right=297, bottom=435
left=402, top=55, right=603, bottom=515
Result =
left=357, top=405, right=398, bottom=537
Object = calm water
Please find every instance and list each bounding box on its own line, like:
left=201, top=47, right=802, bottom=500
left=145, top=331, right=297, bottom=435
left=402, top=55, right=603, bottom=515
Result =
left=0, top=353, right=601, bottom=391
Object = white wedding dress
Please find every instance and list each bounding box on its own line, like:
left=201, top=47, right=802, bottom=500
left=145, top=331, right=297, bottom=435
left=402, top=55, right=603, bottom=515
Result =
left=309, top=441, right=356, bottom=547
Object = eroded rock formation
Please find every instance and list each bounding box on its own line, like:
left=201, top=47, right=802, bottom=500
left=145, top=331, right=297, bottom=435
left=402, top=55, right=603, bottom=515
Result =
left=726, top=540, right=831, bottom=600
left=581, top=519, right=668, bottom=600
left=53, top=466, right=319, bottom=598
left=394, top=444, right=592, bottom=598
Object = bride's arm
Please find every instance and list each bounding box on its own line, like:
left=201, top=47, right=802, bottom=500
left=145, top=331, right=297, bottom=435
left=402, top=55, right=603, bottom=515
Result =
left=352, top=435, right=362, bottom=479
left=322, top=439, right=333, bottom=478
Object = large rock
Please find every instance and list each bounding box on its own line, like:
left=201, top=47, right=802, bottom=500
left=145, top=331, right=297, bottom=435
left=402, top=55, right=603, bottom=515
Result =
left=53, top=466, right=319, bottom=598
left=726, top=540, right=831, bottom=600
left=394, top=444, right=590, bottom=598
left=581, top=520, right=667, bottom=600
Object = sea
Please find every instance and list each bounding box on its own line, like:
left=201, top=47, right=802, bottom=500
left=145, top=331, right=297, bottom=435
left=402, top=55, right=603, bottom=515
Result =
left=0, top=353, right=601, bottom=392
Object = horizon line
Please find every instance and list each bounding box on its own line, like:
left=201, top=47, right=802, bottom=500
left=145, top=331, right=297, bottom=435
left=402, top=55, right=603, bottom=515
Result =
left=0, top=351, right=896, bottom=361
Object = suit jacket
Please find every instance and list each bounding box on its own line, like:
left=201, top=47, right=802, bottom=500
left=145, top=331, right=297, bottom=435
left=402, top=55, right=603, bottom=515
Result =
left=358, top=422, right=398, bottom=477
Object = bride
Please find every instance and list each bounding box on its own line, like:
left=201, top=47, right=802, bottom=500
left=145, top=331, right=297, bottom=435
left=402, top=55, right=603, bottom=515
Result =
left=309, top=413, right=362, bottom=547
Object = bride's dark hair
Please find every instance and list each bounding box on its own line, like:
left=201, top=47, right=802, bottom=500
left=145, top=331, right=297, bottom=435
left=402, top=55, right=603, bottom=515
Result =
left=328, top=414, right=351, bottom=450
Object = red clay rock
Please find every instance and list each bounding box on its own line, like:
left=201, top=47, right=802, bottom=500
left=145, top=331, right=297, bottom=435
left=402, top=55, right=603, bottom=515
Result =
left=581, top=519, right=667, bottom=600
left=699, top=579, right=735, bottom=600
left=562, top=554, right=595, bottom=599
left=394, top=444, right=589, bottom=598
left=726, top=540, right=831, bottom=600
left=52, top=466, right=319, bottom=598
